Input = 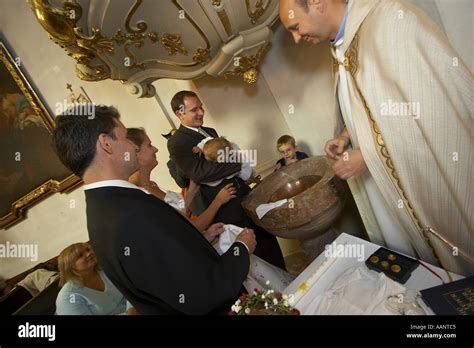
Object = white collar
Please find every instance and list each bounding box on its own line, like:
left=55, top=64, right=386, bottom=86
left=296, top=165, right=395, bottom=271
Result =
left=182, top=125, right=200, bottom=132
left=334, top=37, right=344, bottom=47
left=83, top=180, right=149, bottom=194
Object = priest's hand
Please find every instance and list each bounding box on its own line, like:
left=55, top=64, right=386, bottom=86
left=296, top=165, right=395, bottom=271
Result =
left=325, top=135, right=350, bottom=159
left=331, top=149, right=367, bottom=180
left=203, top=222, right=225, bottom=244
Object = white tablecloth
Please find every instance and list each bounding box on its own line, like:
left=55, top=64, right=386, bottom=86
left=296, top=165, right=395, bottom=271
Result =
left=284, top=233, right=463, bottom=315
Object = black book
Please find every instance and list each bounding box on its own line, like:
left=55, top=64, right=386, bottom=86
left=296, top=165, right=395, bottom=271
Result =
left=419, top=276, right=474, bottom=315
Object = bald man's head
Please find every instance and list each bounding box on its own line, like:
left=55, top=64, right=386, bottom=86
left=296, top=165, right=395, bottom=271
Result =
left=279, top=0, right=347, bottom=44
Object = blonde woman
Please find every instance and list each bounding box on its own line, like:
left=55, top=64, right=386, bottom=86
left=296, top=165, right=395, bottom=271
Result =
left=127, top=127, right=236, bottom=234
left=56, top=243, right=135, bottom=315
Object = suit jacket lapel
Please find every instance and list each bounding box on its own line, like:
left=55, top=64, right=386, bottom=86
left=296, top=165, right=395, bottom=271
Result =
left=202, top=126, right=218, bottom=138
left=177, top=124, right=218, bottom=140
left=177, top=124, right=202, bottom=140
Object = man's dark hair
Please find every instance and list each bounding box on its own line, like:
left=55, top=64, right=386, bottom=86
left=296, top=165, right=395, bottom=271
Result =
left=170, top=90, right=198, bottom=114
left=52, top=104, right=120, bottom=177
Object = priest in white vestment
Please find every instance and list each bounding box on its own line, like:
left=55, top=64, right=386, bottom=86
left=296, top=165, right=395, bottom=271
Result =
left=279, top=0, right=473, bottom=275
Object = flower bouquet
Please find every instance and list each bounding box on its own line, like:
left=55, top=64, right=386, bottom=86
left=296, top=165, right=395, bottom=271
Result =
left=229, top=288, right=300, bottom=315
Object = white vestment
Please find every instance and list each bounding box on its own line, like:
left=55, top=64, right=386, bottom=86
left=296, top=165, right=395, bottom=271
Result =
left=335, top=38, right=416, bottom=258
left=331, top=0, right=473, bottom=275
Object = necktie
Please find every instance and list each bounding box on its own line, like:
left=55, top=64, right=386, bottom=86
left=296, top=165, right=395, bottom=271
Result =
left=197, top=127, right=212, bottom=138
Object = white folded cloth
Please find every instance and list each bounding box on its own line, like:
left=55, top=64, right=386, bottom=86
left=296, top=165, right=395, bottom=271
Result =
left=301, top=266, right=411, bottom=315
left=214, top=224, right=294, bottom=293
left=17, top=269, right=59, bottom=297
left=215, top=224, right=243, bottom=255
left=256, top=199, right=288, bottom=219
left=164, top=191, right=185, bottom=212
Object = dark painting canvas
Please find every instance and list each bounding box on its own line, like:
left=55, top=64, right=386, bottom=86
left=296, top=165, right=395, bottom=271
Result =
left=0, top=41, right=81, bottom=229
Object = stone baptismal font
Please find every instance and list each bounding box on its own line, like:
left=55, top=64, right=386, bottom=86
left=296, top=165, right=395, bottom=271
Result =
left=243, top=156, right=348, bottom=261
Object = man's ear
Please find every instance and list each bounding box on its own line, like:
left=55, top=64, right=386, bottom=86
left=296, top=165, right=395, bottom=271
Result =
left=97, top=133, right=114, bottom=155
left=175, top=110, right=184, bottom=122
left=175, top=103, right=186, bottom=120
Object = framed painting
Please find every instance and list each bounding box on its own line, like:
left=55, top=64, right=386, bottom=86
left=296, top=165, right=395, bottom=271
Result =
left=0, top=40, right=82, bottom=229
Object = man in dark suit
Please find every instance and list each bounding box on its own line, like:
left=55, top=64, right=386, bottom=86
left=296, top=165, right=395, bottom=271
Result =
left=167, top=91, right=286, bottom=270
left=167, top=92, right=240, bottom=189
left=167, top=91, right=241, bottom=216
left=52, top=104, right=256, bottom=314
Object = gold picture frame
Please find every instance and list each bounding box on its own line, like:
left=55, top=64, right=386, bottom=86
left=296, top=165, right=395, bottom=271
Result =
left=0, top=40, right=82, bottom=229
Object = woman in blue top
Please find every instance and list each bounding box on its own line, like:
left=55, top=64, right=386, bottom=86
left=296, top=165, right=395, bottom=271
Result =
left=56, top=242, right=135, bottom=315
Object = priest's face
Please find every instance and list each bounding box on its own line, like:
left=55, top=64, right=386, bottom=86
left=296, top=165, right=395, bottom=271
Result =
left=178, top=96, right=205, bottom=128
left=280, top=0, right=334, bottom=44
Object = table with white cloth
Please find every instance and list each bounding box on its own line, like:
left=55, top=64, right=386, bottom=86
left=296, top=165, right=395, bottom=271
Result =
left=283, top=233, right=463, bottom=315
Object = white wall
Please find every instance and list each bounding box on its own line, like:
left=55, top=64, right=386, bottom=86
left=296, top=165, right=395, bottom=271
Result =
left=418, top=0, right=473, bottom=72
left=261, top=26, right=338, bottom=157
left=194, top=74, right=292, bottom=170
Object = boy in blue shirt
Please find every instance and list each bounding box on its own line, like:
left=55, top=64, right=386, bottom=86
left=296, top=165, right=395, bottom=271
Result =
left=275, top=135, right=309, bottom=171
